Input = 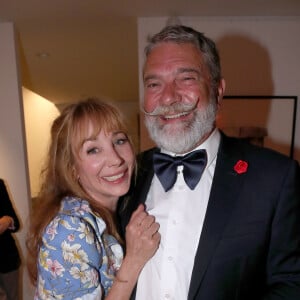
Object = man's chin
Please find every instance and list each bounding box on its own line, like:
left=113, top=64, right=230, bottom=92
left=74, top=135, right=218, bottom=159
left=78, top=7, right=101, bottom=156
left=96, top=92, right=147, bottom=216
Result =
left=153, top=131, right=193, bottom=152
left=161, top=121, right=188, bottom=134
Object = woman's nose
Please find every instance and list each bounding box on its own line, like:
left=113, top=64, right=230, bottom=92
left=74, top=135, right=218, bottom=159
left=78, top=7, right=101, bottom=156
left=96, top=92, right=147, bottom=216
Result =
left=107, top=149, right=123, bottom=167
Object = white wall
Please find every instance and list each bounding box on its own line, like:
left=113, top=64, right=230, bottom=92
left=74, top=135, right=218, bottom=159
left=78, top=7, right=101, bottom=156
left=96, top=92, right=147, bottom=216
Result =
left=114, top=101, right=140, bottom=152
left=0, top=22, right=34, bottom=300
left=23, top=87, right=60, bottom=198
left=138, top=17, right=300, bottom=162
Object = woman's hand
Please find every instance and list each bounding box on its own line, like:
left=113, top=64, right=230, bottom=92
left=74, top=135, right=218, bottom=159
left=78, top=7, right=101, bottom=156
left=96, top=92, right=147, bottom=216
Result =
left=124, top=204, right=160, bottom=268
left=106, top=205, right=160, bottom=299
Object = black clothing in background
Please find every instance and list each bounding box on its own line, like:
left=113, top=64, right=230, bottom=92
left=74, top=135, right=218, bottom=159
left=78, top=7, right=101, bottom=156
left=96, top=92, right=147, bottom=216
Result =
left=0, top=178, right=21, bottom=273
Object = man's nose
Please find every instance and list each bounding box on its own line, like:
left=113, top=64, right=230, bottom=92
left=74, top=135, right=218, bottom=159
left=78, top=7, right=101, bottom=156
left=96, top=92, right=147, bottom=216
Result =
left=160, top=81, right=180, bottom=105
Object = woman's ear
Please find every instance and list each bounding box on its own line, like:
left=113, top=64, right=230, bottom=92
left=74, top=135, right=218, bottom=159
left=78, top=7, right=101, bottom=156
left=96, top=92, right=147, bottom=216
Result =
left=72, top=166, right=79, bottom=181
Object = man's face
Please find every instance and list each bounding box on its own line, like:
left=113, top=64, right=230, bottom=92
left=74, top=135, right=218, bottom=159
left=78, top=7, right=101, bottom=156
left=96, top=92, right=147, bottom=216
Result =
left=143, top=42, right=224, bottom=153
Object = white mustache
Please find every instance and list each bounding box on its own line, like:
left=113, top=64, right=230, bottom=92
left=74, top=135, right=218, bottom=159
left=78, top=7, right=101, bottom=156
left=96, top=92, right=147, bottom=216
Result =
left=141, top=100, right=199, bottom=116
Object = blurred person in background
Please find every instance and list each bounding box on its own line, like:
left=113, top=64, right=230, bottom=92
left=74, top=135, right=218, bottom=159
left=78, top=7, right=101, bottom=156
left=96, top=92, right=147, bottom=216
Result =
left=0, top=178, right=21, bottom=300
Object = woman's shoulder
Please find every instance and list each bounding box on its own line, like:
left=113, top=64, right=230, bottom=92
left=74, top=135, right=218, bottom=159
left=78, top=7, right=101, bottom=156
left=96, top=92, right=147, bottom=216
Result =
left=42, top=196, right=105, bottom=255
left=60, top=196, right=91, bottom=215
left=57, top=196, right=107, bottom=235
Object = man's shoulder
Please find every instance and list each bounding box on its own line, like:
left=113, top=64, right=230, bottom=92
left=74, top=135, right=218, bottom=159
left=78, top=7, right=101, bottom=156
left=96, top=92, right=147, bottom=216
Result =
left=220, top=132, right=299, bottom=168
left=138, top=147, right=158, bottom=157
left=137, top=147, right=158, bottom=165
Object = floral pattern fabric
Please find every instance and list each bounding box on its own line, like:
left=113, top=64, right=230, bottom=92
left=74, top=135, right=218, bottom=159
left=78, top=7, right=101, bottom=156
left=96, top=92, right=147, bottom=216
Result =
left=35, top=196, right=123, bottom=300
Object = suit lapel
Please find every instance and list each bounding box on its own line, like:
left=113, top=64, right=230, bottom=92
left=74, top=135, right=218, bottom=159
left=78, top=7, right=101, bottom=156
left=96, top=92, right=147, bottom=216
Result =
left=188, top=134, right=247, bottom=299
left=118, top=148, right=156, bottom=229
left=132, top=148, right=156, bottom=205
left=119, top=149, right=156, bottom=300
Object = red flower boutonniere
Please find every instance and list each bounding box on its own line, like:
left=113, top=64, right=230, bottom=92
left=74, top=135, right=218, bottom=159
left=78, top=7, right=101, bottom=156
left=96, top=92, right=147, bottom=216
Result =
left=234, top=160, right=248, bottom=174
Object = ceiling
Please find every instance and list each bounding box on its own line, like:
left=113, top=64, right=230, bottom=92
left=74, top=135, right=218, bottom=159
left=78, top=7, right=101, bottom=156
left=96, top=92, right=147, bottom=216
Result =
left=1, top=0, right=300, bottom=105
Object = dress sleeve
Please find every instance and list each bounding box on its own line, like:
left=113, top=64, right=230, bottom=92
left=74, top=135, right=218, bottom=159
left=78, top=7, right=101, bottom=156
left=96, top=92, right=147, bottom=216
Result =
left=35, top=213, right=104, bottom=300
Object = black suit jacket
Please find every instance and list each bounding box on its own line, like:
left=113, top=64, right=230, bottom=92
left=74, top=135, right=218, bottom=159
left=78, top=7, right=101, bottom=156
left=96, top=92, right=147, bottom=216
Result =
left=0, top=178, right=21, bottom=273
left=119, top=133, right=300, bottom=300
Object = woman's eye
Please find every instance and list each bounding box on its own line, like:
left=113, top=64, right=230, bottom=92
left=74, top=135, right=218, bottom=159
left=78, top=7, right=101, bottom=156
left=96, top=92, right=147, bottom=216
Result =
left=86, top=147, right=99, bottom=154
left=115, top=138, right=128, bottom=146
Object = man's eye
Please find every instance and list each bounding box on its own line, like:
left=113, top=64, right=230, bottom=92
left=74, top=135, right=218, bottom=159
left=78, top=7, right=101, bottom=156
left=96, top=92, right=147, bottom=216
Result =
left=145, top=82, right=160, bottom=89
left=181, top=76, right=197, bottom=82
left=176, top=72, right=199, bottom=85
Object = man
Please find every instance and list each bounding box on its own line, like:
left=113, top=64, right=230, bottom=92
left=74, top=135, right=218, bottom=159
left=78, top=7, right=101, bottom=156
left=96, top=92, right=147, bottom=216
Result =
left=119, top=25, right=300, bottom=299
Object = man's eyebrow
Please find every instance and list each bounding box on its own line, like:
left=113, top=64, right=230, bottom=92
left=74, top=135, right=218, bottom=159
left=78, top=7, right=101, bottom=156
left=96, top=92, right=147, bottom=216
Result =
left=177, top=67, right=200, bottom=74
left=143, top=74, right=159, bottom=82
left=143, top=68, right=200, bottom=82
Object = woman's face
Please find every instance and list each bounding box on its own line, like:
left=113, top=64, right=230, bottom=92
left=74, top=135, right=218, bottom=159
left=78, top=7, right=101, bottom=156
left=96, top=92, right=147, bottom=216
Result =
left=74, top=122, right=135, bottom=211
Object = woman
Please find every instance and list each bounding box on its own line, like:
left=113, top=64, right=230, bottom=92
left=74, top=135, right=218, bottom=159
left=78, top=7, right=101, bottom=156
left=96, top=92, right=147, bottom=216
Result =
left=26, top=98, right=160, bottom=299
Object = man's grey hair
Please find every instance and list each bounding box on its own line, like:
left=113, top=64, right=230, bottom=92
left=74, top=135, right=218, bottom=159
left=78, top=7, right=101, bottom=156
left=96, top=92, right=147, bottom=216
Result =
left=144, top=25, right=222, bottom=97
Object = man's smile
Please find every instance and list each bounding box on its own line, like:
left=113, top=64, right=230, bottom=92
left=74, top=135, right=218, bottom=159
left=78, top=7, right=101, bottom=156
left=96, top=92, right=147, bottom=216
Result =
left=162, top=111, right=191, bottom=120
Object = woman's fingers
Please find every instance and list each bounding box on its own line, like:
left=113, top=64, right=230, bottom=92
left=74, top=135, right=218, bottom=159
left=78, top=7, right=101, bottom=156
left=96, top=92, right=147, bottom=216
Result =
left=126, top=205, right=160, bottom=244
left=128, top=204, right=147, bottom=226
left=140, top=218, right=160, bottom=238
left=125, top=205, right=161, bottom=265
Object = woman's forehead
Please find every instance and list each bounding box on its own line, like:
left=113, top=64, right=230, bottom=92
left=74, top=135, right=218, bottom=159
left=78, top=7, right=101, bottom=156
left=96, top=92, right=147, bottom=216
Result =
left=73, top=114, right=125, bottom=145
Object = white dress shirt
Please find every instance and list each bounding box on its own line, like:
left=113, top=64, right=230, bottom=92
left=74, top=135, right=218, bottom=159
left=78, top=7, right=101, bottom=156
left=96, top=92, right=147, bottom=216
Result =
left=135, top=129, right=220, bottom=300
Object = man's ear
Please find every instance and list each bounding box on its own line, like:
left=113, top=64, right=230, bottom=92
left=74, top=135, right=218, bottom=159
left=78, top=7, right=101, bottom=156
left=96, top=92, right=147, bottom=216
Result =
left=217, top=78, right=226, bottom=108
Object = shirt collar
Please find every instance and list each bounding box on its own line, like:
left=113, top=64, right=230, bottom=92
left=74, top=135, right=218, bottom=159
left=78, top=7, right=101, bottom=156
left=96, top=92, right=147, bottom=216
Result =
left=161, top=128, right=221, bottom=168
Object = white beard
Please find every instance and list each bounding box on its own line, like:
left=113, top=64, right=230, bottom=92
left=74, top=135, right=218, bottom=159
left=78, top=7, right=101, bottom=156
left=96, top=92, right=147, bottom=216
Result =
left=145, top=101, right=217, bottom=153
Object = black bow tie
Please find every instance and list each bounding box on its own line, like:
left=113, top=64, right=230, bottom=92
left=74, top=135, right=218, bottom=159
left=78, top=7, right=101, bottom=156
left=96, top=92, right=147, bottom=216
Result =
left=153, top=149, right=207, bottom=192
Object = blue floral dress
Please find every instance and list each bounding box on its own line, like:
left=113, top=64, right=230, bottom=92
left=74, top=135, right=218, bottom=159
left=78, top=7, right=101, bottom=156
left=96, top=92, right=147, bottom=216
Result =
left=34, top=196, right=123, bottom=300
